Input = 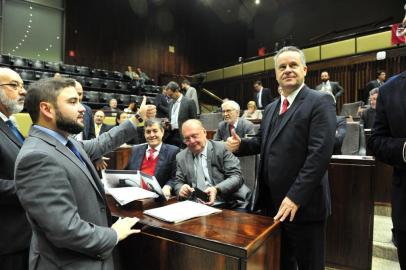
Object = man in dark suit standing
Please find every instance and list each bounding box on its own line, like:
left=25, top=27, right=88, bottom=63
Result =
left=253, top=80, right=274, bottom=109
left=0, top=67, right=30, bottom=270
left=165, top=81, right=197, bottom=147
left=227, top=46, right=336, bottom=270
left=316, top=71, right=344, bottom=104
left=15, top=78, right=145, bottom=270
left=213, top=100, right=255, bottom=141
left=74, top=81, right=95, bottom=140
left=368, top=70, right=406, bottom=268
left=155, top=85, right=170, bottom=118
left=362, top=71, right=385, bottom=104
left=126, top=118, right=179, bottom=198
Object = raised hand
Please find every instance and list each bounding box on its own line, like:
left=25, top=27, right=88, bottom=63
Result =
left=226, top=129, right=241, bottom=152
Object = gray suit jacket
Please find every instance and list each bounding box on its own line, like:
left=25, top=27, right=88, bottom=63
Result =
left=15, top=120, right=138, bottom=270
left=173, top=140, right=251, bottom=207
left=185, top=86, right=200, bottom=114
left=316, top=81, right=344, bottom=101
left=213, top=118, right=255, bottom=141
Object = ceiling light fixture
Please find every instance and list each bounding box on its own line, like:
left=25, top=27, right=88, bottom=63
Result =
left=255, top=0, right=260, bottom=4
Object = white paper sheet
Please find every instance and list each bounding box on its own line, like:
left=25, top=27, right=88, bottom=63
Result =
left=106, top=187, right=158, bottom=206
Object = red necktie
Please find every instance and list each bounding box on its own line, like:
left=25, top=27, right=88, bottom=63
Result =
left=229, top=124, right=235, bottom=135
left=148, top=148, right=155, bottom=161
left=280, top=98, right=289, bottom=114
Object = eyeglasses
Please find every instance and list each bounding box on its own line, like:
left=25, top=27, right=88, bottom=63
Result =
left=0, top=82, right=25, bottom=91
left=183, top=133, right=201, bottom=143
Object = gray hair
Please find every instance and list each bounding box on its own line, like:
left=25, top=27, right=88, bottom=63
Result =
left=274, top=46, right=307, bottom=67
left=222, top=100, right=240, bottom=111
left=144, top=118, right=164, bottom=130
left=369, top=88, right=379, bottom=96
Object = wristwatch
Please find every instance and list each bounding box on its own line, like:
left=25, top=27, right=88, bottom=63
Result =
left=134, top=113, right=143, bottom=123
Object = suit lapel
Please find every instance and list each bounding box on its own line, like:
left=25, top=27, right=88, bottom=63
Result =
left=186, top=150, right=197, bottom=186
left=268, top=88, right=307, bottom=147
left=134, top=144, right=147, bottom=170
left=206, top=141, right=214, bottom=182
left=0, top=118, right=23, bottom=148
left=261, top=100, right=279, bottom=149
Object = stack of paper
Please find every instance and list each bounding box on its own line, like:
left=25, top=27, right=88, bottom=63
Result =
left=143, top=201, right=222, bottom=223
left=107, top=187, right=158, bottom=206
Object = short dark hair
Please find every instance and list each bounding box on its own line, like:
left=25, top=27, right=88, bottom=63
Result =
left=182, top=79, right=190, bottom=85
left=144, top=118, right=163, bottom=130
left=254, top=80, right=262, bottom=86
left=376, top=70, right=385, bottom=78
left=166, top=81, right=180, bottom=92
left=25, top=78, right=76, bottom=123
left=115, top=111, right=126, bottom=125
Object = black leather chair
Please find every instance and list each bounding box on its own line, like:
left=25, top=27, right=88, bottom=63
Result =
left=84, top=91, right=100, bottom=103
left=85, top=78, right=103, bottom=89
left=117, top=94, right=131, bottom=105
left=38, top=71, right=55, bottom=79
left=31, top=60, right=45, bottom=70
left=59, top=64, right=76, bottom=74
left=17, top=69, right=36, bottom=81
left=100, top=92, right=117, bottom=104
left=112, top=71, right=123, bottom=80
left=44, top=61, right=60, bottom=72
left=10, top=56, right=29, bottom=68
left=76, top=66, right=91, bottom=76
left=0, top=55, right=11, bottom=66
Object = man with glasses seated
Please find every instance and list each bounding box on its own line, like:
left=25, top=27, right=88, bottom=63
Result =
left=0, top=67, right=30, bottom=270
left=213, top=100, right=255, bottom=141
left=173, top=119, right=251, bottom=209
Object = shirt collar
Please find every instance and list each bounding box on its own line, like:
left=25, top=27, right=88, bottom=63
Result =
left=175, top=94, right=183, bottom=103
left=230, top=118, right=239, bottom=129
left=194, top=141, right=208, bottom=159
left=0, top=111, right=9, bottom=122
left=33, top=125, right=68, bottom=146
left=282, top=83, right=304, bottom=106
left=147, top=142, right=162, bottom=153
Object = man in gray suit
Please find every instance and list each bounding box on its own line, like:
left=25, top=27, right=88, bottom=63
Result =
left=174, top=119, right=250, bottom=208
left=181, top=79, right=200, bottom=114
left=0, top=68, right=30, bottom=270
left=316, top=71, right=344, bottom=104
left=213, top=100, right=255, bottom=141
left=14, top=78, right=145, bottom=270
left=165, top=81, right=197, bottom=147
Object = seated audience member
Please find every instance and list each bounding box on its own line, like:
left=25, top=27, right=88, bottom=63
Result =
left=213, top=100, right=255, bottom=141
left=126, top=118, right=179, bottom=198
left=241, top=101, right=262, bottom=120
left=360, top=88, right=379, bottom=129
left=334, top=116, right=347, bottom=154
left=124, top=102, right=137, bottom=114
left=102, top=98, right=119, bottom=113
left=116, top=111, right=137, bottom=145
left=125, top=66, right=137, bottom=79
left=173, top=119, right=251, bottom=209
left=94, top=110, right=113, bottom=137
left=136, top=67, right=150, bottom=82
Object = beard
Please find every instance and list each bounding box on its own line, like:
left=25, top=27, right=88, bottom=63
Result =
left=55, top=109, right=84, bottom=135
left=0, top=90, right=24, bottom=114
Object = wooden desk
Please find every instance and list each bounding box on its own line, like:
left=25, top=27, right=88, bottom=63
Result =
left=326, top=157, right=375, bottom=270
left=108, top=197, right=281, bottom=270
left=105, top=146, right=132, bottom=170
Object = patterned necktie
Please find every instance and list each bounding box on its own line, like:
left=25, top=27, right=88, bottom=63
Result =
left=66, top=140, right=86, bottom=166
left=194, top=154, right=207, bottom=190
left=6, top=120, right=24, bottom=144
left=148, top=148, right=156, bottom=161
left=280, top=99, right=289, bottom=115
left=229, top=123, right=235, bottom=136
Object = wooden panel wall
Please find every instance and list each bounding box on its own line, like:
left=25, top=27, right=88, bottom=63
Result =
left=202, top=47, right=406, bottom=110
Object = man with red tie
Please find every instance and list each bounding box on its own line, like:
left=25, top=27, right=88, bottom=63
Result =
left=226, top=46, right=336, bottom=270
left=126, top=118, right=179, bottom=198
left=213, top=100, right=255, bottom=142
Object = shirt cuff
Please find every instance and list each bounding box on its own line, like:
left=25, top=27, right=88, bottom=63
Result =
left=403, top=142, right=406, bottom=163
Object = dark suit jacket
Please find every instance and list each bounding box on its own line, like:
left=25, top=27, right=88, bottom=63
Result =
left=155, top=93, right=169, bottom=118
left=168, top=96, right=197, bottom=132
left=316, top=81, right=344, bottom=101
left=361, top=80, right=383, bottom=104
left=213, top=118, right=255, bottom=141
left=368, top=71, right=406, bottom=231
left=126, top=143, right=180, bottom=188
left=97, top=123, right=113, bottom=136
left=0, top=118, right=31, bottom=255
left=173, top=140, right=251, bottom=207
left=255, top=87, right=274, bottom=109
left=360, top=107, right=376, bottom=129
left=83, top=104, right=95, bottom=140
left=238, top=86, right=336, bottom=222
left=15, top=121, right=138, bottom=270
left=334, top=116, right=347, bottom=155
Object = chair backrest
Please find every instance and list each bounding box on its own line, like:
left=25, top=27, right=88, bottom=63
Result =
left=340, top=101, right=363, bottom=117
left=238, top=154, right=260, bottom=212
left=199, top=113, right=223, bottom=130
left=341, top=121, right=366, bottom=155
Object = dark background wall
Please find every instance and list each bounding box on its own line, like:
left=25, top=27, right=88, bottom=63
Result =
left=65, top=0, right=404, bottom=81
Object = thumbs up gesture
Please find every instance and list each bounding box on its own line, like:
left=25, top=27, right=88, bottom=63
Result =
left=226, top=129, right=241, bottom=152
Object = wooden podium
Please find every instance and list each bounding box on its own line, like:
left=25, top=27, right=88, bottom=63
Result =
left=107, top=196, right=281, bottom=270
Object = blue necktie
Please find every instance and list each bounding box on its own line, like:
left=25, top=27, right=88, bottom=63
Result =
left=66, top=140, right=86, bottom=166
left=6, top=120, right=24, bottom=144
